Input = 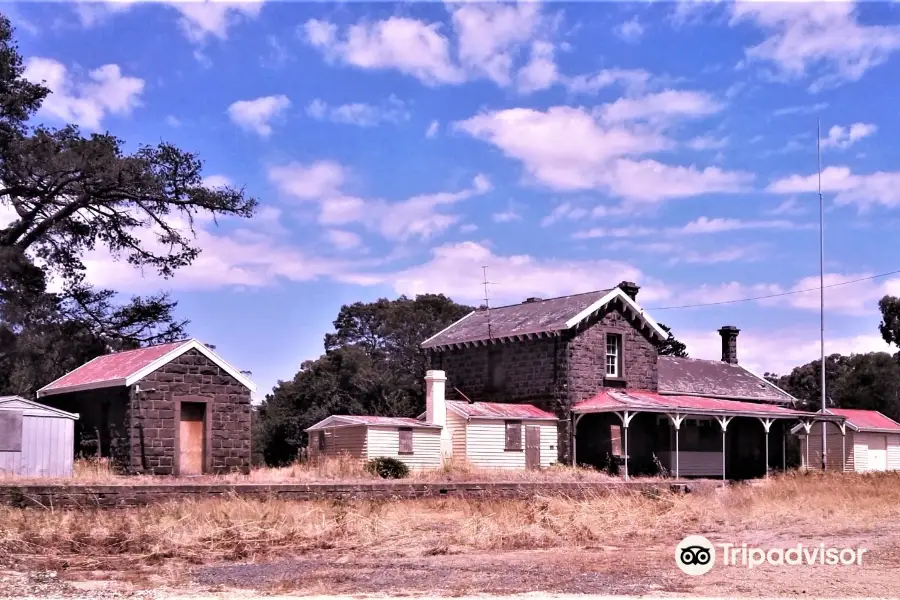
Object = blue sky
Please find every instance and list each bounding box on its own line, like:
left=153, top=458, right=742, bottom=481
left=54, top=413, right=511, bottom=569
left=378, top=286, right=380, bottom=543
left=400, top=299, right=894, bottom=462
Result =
left=7, top=0, right=900, bottom=397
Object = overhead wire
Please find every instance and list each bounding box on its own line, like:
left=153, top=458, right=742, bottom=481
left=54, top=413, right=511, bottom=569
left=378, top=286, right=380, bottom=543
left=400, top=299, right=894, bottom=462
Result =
left=645, top=268, right=900, bottom=311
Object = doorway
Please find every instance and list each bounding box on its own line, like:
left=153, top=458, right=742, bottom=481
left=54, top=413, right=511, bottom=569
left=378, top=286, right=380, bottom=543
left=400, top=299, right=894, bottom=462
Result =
left=525, top=426, right=541, bottom=470
left=179, top=402, right=206, bottom=476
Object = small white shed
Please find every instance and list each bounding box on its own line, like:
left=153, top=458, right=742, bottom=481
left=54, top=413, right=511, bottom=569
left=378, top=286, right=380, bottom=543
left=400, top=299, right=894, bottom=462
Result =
left=795, top=408, right=900, bottom=472
left=305, top=416, right=443, bottom=470
left=0, top=396, right=79, bottom=477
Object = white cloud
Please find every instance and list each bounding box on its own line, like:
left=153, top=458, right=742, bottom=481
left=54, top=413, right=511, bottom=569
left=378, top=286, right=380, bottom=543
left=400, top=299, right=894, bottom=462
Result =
left=772, top=102, right=828, bottom=117
left=302, top=17, right=464, bottom=86
left=492, top=208, right=522, bottom=223
left=165, top=115, right=181, bottom=127
left=456, top=103, right=751, bottom=203
left=677, top=216, right=802, bottom=234
left=517, top=41, right=558, bottom=93
left=679, top=328, right=893, bottom=378
left=597, top=89, right=722, bottom=124
left=76, top=207, right=356, bottom=293
left=202, top=174, right=232, bottom=189
left=687, top=135, right=729, bottom=151
left=615, top=17, right=644, bottom=43
left=379, top=241, right=669, bottom=306
left=426, top=120, right=440, bottom=138
left=572, top=226, right=655, bottom=240
left=565, top=68, right=651, bottom=95
left=173, top=0, right=264, bottom=43
left=767, top=166, right=900, bottom=210
left=766, top=197, right=806, bottom=216
left=227, top=95, right=290, bottom=137
left=326, top=229, right=362, bottom=251
left=268, top=160, right=346, bottom=200
left=73, top=0, right=137, bottom=27
left=541, top=201, right=589, bottom=227
left=820, top=123, right=877, bottom=149
left=732, top=2, right=900, bottom=92
left=306, top=96, right=408, bottom=127
left=452, top=1, right=544, bottom=87
left=22, top=58, right=144, bottom=131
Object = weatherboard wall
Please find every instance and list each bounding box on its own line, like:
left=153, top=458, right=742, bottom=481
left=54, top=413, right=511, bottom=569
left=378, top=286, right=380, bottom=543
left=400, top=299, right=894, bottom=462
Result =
left=0, top=399, right=76, bottom=478
left=463, top=420, right=557, bottom=469
left=366, top=426, right=442, bottom=470
left=309, top=425, right=367, bottom=462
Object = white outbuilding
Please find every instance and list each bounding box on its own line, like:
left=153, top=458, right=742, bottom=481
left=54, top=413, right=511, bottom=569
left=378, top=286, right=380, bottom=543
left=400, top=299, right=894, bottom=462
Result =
left=304, top=370, right=559, bottom=470
left=0, top=396, right=79, bottom=477
left=795, top=408, right=900, bottom=472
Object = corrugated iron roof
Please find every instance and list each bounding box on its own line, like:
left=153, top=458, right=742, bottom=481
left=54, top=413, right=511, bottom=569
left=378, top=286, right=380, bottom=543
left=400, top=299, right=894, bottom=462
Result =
left=38, top=342, right=190, bottom=394
left=37, top=339, right=256, bottom=396
left=305, top=415, right=441, bottom=431
left=658, top=356, right=795, bottom=404
left=827, top=408, right=900, bottom=432
left=574, top=389, right=831, bottom=419
left=447, top=400, right=557, bottom=420
left=421, top=290, right=613, bottom=348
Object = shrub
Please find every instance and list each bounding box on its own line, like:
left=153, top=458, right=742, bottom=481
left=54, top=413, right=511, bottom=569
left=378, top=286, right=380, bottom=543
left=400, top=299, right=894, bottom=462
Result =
left=365, top=457, right=409, bottom=479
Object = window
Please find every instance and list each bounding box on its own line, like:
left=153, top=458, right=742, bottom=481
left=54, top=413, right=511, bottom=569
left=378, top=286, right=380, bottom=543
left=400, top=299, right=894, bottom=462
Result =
left=505, top=420, right=522, bottom=451
left=606, top=334, right=622, bottom=377
left=317, top=430, right=326, bottom=451
left=610, top=424, right=623, bottom=456
left=399, top=428, right=414, bottom=454
left=487, top=346, right=506, bottom=393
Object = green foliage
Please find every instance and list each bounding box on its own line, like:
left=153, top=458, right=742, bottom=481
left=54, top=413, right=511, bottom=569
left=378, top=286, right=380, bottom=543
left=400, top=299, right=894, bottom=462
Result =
left=254, top=294, right=473, bottom=465
left=365, top=457, right=410, bottom=479
left=656, top=323, right=688, bottom=357
left=879, top=296, right=900, bottom=349
left=0, top=16, right=258, bottom=396
left=770, top=353, right=900, bottom=422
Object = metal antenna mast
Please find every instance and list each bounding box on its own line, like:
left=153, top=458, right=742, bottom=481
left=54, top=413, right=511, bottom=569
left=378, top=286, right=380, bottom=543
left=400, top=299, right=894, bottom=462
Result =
left=482, top=266, right=495, bottom=341
left=818, top=119, right=827, bottom=471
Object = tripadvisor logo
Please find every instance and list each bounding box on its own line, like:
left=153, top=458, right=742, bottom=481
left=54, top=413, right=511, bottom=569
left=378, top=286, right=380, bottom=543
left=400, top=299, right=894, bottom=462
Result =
left=676, top=535, right=716, bottom=576
left=675, top=535, right=868, bottom=575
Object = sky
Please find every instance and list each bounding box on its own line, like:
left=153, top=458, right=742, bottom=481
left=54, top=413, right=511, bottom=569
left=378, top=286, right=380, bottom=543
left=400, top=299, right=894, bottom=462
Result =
left=6, top=0, right=900, bottom=399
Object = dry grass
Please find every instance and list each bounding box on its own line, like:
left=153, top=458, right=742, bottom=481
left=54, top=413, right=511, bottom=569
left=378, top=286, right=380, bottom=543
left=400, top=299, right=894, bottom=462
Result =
left=2, top=470, right=900, bottom=568
left=1, top=456, right=622, bottom=485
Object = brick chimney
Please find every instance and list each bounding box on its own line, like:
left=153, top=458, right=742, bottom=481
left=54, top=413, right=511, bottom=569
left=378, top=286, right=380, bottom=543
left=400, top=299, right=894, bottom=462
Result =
left=718, top=326, right=740, bottom=365
left=617, top=281, right=640, bottom=300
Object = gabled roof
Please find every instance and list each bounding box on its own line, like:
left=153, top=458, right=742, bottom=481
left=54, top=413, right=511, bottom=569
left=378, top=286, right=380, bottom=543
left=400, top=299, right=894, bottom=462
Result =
left=36, top=339, right=255, bottom=397
left=826, top=408, right=900, bottom=433
left=0, top=396, right=79, bottom=419
left=416, top=400, right=558, bottom=421
left=658, top=356, right=795, bottom=405
left=421, top=288, right=668, bottom=350
left=305, top=415, right=441, bottom=431
left=573, top=389, right=839, bottom=421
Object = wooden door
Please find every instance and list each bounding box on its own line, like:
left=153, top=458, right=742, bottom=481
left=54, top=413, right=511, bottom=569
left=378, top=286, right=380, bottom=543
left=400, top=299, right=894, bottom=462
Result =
left=179, top=402, right=205, bottom=476
left=525, top=426, right=541, bottom=470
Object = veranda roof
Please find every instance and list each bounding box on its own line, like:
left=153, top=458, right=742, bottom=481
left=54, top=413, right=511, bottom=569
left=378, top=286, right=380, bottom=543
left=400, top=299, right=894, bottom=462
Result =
left=574, top=389, right=844, bottom=421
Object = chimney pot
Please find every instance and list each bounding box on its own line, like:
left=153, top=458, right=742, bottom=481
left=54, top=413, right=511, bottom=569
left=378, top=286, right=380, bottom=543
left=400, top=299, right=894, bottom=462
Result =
left=524, top=297, right=542, bottom=303
left=617, top=281, right=640, bottom=300
left=718, top=326, right=741, bottom=365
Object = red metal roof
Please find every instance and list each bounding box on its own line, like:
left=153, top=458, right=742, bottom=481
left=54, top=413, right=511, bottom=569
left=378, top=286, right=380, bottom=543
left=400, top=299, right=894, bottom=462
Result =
left=447, top=400, right=557, bottom=420
left=39, top=341, right=190, bottom=394
left=306, top=415, right=440, bottom=430
left=574, top=389, right=827, bottom=419
left=827, top=408, right=900, bottom=432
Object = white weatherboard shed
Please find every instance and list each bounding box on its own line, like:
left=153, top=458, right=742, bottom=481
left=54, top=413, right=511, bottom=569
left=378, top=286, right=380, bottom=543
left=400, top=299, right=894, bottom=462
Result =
left=794, top=408, right=900, bottom=472
left=0, top=396, right=79, bottom=477
left=304, top=370, right=559, bottom=470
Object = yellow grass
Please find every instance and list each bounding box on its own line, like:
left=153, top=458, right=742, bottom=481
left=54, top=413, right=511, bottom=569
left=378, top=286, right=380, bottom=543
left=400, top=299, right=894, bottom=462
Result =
left=2, top=471, right=900, bottom=566
left=0, top=456, right=622, bottom=484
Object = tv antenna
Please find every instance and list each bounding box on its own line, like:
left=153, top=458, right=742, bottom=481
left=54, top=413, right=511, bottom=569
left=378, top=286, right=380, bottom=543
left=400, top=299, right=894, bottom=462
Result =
left=482, top=266, right=496, bottom=340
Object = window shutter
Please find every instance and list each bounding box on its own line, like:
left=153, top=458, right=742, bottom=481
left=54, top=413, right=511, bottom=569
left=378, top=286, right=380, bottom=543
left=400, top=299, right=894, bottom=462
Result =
left=399, top=428, right=414, bottom=454
left=505, top=421, right=522, bottom=451
left=610, top=424, right=622, bottom=456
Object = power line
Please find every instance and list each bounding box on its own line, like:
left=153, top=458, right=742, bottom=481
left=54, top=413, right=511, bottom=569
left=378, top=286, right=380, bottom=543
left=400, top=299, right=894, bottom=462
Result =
left=646, top=268, right=900, bottom=311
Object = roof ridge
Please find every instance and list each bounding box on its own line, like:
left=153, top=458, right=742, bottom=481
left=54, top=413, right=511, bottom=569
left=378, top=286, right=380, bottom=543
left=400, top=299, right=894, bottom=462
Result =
left=487, top=288, right=611, bottom=310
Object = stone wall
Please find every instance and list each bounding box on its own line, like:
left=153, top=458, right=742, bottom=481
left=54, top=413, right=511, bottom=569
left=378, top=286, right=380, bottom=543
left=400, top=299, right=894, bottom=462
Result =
left=128, top=349, right=252, bottom=475
left=0, top=480, right=691, bottom=508
left=432, top=336, right=565, bottom=412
